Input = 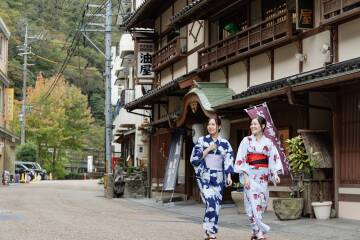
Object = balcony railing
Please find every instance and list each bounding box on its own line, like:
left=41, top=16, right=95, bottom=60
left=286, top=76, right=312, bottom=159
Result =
left=199, top=12, right=293, bottom=70
left=322, top=0, right=360, bottom=22
left=152, top=37, right=187, bottom=72
left=120, top=89, right=135, bottom=108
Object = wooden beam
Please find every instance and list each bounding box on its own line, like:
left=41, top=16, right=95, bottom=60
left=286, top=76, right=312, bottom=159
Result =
left=333, top=92, right=340, bottom=217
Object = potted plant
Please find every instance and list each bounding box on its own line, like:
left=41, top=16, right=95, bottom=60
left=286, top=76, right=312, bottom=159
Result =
left=231, top=182, right=245, bottom=214
left=273, top=135, right=318, bottom=220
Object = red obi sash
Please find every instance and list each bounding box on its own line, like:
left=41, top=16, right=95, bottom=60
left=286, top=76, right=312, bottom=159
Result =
left=246, top=153, right=269, bottom=168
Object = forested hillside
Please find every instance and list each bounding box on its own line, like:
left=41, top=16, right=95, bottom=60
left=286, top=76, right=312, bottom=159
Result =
left=0, top=0, right=108, bottom=124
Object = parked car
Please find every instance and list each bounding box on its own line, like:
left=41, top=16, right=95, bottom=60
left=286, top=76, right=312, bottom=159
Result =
left=15, top=163, right=35, bottom=180
left=15, top=161, right=48, bottom=180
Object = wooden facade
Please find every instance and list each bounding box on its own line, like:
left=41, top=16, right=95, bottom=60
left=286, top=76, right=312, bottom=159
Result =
left=124, top=0, right=360, bottom=219
left=153, top=37, right=187, bottom=72
left=339, top=85, right=360, bottom=185
left=199, top=11, right=293, bottom=71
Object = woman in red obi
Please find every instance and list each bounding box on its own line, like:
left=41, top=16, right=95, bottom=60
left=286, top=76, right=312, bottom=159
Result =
left=234, top=116, right=283, bottom=240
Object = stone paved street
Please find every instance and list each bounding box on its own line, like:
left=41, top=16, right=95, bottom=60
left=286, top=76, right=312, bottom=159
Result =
left=0, top=180, right=359, bottom=240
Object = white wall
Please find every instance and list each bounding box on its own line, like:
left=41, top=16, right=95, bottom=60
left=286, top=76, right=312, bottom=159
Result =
left=228, top=61, right=247, bottom=94
left=160, top=67, right=172, bottom=85
left=303, top=30, right=331, bottom=72
left=188, top=21, right=205, bottom=51
left=173, top=59, right=187, bottom=79
left=250, top=54, right=271, bottom=86
left=210, top=69, right=226, bottom=83
left=111, top=48, right=121, bottom=105
left=274, top=43, right=299, bottom=79
left=339, top=201, right=360, bottom=220
left=187, top=52, right=198, bottom=72
left=338, top=17, right=360, bottom=62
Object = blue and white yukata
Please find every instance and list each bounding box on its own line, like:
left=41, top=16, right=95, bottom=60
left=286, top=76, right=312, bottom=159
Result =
left=190, top=135, right=234, bottom=236
left=234, top=135, right=283, bottom=238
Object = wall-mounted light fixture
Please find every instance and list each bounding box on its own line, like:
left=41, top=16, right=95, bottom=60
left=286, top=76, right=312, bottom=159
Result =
left=295, top=53, right=307, bottom=62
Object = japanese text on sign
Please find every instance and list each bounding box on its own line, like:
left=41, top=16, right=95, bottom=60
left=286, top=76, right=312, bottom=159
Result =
left=137, top=43, right=154, bottom=78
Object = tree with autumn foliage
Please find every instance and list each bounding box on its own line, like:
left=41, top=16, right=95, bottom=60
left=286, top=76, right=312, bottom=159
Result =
left=11, top=73, right=103, bottom=178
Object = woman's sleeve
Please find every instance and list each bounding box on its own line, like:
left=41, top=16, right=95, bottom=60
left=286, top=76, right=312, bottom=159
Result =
left=190, top=137, right=205, bottom=176
left=234, top=137, right=250, bottom=175
left=269, top=141, right=284, bottom=183
left=224, top=141, right=234, bottom=176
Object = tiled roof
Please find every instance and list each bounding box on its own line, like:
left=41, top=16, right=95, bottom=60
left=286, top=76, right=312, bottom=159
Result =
left=169, top=0, right=237, bottom=27
left=186, top=82, right=235, bottom=111
left=124, top=70, right=199, bottom=111
left=214, top=56, right=360, bottom=109
left=170, top=0, right=206, bottom=26
left=123, top=0, right=173, bottom=29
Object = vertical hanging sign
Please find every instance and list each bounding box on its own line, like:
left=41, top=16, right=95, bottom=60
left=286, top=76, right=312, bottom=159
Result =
left=5, top=88, right=14, bottom=121
left=136, top=41, right=154, bottom=84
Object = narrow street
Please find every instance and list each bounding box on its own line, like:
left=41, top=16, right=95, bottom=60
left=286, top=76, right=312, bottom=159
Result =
left=0, top=181, right=295, bottom=240
left=1, top=181, right=359, bottom=240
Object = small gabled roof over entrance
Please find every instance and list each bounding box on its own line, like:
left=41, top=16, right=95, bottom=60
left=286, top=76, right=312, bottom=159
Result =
left=176, top=82, right=235, bottom=127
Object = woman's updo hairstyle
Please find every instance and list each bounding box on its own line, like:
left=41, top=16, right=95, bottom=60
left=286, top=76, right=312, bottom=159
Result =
left=256, top=115, right=267, bottom=132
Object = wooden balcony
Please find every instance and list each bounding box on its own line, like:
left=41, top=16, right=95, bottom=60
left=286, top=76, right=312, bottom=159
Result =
left=152, top=37, right=187, bottom=72
left=199, top=12, right=293, bottom=71
left=321, top=0, right=360, bottom=23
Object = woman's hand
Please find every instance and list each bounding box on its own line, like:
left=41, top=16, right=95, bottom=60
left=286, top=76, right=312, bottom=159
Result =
left=203, top=142, right=217, bottom=158
left=243, top=174, right=250, bottom=189
left=226, top=174, right=232, bottom=187
left=207, top=142, right=217, bottom=152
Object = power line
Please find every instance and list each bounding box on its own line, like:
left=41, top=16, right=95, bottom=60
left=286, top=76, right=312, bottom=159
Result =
left=40, top=0, right=108, bottom=101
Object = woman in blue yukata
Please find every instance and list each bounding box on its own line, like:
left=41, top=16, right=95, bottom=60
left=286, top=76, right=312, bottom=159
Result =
left=190, top=116, right=234, bottom=240
left=235, top=116, right=283, bottom=240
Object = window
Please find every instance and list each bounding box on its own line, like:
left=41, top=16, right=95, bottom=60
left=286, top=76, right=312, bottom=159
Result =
left=209, top=2, right=249, bottom=44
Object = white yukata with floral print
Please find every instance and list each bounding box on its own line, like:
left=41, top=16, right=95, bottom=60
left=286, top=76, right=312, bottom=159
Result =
left=234, top=135, right=283, bottom=238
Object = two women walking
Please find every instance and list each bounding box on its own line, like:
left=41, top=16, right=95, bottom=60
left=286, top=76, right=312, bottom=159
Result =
left=191, top=116, right=284, bottom=240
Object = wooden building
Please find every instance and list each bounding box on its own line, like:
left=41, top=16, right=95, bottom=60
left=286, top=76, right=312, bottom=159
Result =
left=122, top=0, right=360, bottom=220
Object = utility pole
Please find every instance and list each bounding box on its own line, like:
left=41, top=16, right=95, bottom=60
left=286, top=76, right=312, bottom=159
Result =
left=20, top=24, right=29, bottom=145
left=82, top=1, right=113, bottom=198
left=18, top=24, right=43, bottom=145
left=104, top=0, right=113, bottom=199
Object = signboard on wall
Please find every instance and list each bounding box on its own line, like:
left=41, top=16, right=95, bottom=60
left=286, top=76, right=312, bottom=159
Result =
left=87, top=155, right=93, bottom=173
left=5, top=88, right=14, bottom=121
left=163, top=129, right=184, bottom=191
left=296, top=0, right=314, bottom=30
left=136, top=41, right=154, bottom=84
